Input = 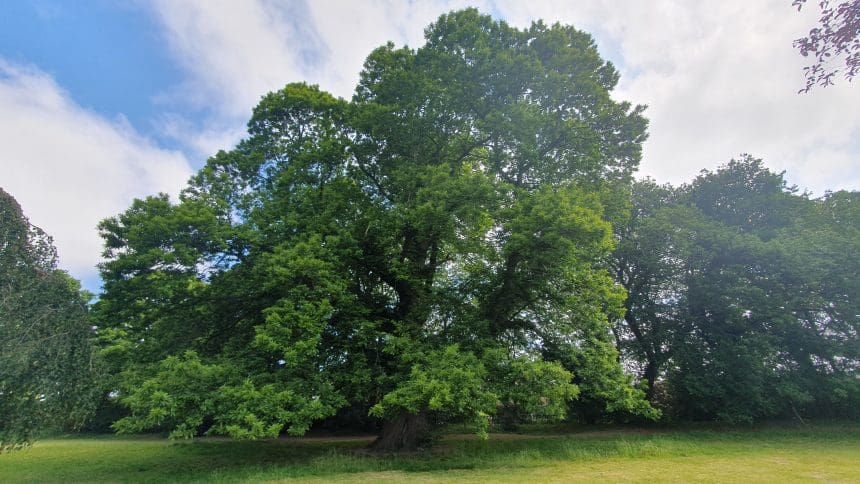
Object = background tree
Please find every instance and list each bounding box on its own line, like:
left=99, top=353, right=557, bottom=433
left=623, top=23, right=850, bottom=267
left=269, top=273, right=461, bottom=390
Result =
left=0, top=188, right=99, bottom=452
left=794, top=0, right=860, bottom=92
left=614, top=156, right=859, bottom=422
left=94, top=9, right=655, bottom=451
left=611, top=179, right=683, bottom=402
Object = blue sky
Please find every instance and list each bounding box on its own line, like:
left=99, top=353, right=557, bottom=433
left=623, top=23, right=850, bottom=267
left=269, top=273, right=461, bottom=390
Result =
left=1, top=1, right=858, bottom=293
left=1, top=2, right=182, bottom=146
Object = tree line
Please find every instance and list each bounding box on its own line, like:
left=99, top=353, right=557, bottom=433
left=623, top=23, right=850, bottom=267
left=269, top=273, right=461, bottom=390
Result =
left=615, top=158, right=858, bottom=423
left=1, top=9, right=857, bottom=452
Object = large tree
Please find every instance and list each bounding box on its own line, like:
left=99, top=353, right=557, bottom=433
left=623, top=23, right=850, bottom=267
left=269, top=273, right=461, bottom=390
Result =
left=95, top=9, right=654, bottom=450
left=0, top=188, right=99, bottom=451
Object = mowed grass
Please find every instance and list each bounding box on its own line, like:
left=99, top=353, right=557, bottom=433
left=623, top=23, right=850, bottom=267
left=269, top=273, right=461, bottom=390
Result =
left=1, top=423, right=858, bottom=483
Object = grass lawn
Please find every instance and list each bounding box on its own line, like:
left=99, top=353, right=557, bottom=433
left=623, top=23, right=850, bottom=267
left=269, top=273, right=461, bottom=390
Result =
left=1, top=422, right=858, bottom=483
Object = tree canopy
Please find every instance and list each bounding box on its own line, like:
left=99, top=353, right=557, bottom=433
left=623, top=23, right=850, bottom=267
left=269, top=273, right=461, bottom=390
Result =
left=0, top=188, right=99, bottom=452
left=94, top=9, right=655, bottom=450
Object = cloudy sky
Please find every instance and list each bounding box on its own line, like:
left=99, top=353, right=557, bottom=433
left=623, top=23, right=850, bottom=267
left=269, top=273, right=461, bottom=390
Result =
left=1, top=0, right=858, bottom=293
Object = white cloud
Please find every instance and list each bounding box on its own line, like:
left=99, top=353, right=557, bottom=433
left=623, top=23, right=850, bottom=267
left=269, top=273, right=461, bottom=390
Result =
left=147, top=0, right=309, bottom=117
left=301, top=0, right=491, bottom=98
left=156, top=112, right=247, bottom=161
left=0, top=60, right=193, bottom=285
left=493, top=0, right=860, bottom=193
left=148, top=0, right=488, bottom=107
left=144, top=0, right=490, bottom=158
left=145, top=0, right=858, bottom=194
left=145, top=0, right=332, bottom=158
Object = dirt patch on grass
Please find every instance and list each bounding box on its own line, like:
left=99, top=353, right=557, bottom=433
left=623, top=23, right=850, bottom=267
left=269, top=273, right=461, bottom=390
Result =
left=281, top=435, right=377, bottom=443
left=192, top=427, right=665, bottom=445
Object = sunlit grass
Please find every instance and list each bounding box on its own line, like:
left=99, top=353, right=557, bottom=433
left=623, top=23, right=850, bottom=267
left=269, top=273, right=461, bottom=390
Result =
left=1, top=422, right=857, bottom=482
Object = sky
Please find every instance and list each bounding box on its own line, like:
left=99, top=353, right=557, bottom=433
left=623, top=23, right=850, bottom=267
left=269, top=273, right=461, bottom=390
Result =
left=1, top=0, right=858, bottom=293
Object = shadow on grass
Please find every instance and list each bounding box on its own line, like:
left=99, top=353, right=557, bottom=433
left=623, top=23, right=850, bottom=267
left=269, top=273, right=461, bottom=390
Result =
left=3, top=421, right=859, bottom=483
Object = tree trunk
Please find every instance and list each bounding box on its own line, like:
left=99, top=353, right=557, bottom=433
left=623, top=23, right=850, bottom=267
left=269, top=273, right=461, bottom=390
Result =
left=644, top=360, right=659, bottom=402
left=371, top=411, right=430, bottom=452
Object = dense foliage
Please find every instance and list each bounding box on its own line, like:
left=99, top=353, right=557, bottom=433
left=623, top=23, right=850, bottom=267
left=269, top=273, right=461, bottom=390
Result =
left=614, top=156, right=859, bottom=423
left=0, top=188, right=99, bottom=451
left=93, top=9, right=655, bottom=450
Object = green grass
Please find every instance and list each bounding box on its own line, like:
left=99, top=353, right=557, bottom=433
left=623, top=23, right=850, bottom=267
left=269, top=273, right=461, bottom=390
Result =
left=1, top=423, right=858, bottom=482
